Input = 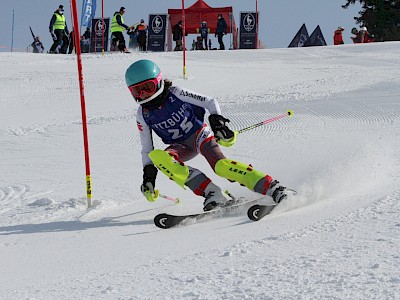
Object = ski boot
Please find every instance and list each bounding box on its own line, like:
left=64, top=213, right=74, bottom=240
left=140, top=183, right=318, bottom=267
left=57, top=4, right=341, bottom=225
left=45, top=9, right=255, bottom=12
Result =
left=267, top=180, right=295, bottom=203
left=203, top=182, right=229, bottom=211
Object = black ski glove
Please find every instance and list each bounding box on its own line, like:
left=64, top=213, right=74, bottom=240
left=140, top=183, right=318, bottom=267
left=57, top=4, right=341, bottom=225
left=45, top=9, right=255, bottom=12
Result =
left=208, top=114, right=234, bottom=140
left=141, top=164, right=158, bottom=201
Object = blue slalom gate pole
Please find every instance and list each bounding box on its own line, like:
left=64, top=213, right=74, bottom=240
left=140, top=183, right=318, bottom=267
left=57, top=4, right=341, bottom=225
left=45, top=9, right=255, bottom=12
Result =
left=11, top=10, right=15, bottom=52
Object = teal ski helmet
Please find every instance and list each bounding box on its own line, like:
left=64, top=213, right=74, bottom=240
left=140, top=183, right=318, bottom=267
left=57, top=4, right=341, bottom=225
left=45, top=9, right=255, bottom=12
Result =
left=125, top=59, right=164, bottom=105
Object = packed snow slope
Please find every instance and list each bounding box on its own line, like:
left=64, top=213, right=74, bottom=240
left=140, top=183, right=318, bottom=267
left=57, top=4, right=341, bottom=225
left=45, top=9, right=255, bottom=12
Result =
left=1, top=42, right=400, bottom=299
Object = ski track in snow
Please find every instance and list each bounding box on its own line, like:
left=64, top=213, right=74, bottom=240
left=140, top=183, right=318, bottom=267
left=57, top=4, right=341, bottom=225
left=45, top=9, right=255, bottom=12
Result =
left=3, top=192, right=399, bottom=299
left=1, top=43, right=400, bottom=299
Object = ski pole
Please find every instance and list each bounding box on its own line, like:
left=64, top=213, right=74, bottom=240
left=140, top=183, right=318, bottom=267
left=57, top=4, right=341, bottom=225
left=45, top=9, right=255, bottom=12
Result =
left=217, top=110, right=294, bottom=147
left=143, top=189, right=180, bottom=204
left=159, top=193, right=181, bottom=204
left=236, top=109, right=294, bottom=134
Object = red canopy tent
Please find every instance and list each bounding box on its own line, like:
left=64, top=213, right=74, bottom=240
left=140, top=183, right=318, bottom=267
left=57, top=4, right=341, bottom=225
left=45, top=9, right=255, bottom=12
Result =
left=167, top=0, right=238, bottom=50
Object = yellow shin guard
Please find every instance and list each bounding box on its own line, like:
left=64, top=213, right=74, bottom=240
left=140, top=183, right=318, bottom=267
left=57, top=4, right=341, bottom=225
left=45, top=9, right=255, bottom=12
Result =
left=215, top=158, right=265, bottom=190
left=148, top=150, right=189, bottom=188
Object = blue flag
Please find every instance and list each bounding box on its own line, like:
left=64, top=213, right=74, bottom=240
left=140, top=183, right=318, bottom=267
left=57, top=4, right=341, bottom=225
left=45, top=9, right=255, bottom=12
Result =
left=304, top=25, right=327, bottom=47
left=288, top=23, right=309, bottom=47
left=81, top=0, right=97, bottom=28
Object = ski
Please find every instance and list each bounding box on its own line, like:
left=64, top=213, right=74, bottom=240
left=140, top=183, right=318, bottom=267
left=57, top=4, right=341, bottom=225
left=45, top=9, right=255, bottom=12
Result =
left=154, top=198, right=260, bottom=229
left=248, top=188, right=297, bottom=221
left=247, top=204, right=277, bottom=221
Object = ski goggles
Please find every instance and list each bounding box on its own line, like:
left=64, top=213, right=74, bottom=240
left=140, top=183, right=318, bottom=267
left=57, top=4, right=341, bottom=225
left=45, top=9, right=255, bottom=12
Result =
left=128, top=73, right=162, bottom=100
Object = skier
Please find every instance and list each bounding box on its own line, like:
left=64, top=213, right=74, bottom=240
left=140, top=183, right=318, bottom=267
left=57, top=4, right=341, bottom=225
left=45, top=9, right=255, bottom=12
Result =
left=126, top=59, right=292, bottom=211
left=31, top=36, right=44, bottom=53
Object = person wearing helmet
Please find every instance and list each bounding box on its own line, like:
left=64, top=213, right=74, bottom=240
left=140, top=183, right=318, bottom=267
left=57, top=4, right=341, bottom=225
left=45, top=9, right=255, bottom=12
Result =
left=333, top=27, right=344, bottom=45
left=196, top=21, right=210, bottom=50
left=126, top=59, right=293, bottom=211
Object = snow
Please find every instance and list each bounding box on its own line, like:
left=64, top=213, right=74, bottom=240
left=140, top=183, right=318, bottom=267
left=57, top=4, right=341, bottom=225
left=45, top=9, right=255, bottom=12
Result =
left=1, top=42, right=400, bottom=299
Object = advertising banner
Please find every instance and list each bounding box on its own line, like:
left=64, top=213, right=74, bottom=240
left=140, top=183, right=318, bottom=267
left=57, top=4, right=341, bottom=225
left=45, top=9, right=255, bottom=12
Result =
left=288, top=23, right=309, bottom=47
left=81, top=0, right=96, bottom=28
left=90, top=18, right=110, bottom=52
left=239, top=12, right=258, bottom=49
left=147, top=14, right=167, bottom=52
left=304, top=25, right=327, bottom=47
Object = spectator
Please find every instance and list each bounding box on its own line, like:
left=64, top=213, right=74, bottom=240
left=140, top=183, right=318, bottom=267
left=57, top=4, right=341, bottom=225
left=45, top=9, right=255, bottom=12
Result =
left=48, top=5, right=70, bottom=54
left=172, top=21, right=183, bottom=51
left=351, top=26, right=374, bottom=44
left=127, top=25, right=139, bottom=50
left=110, top=33, right=117, bottom=51
left=360, top=26, right=374, bottom=43
left=195, top=36, right=203, bottom=50
left=333, top=27, right=344, bottom=45
left=79, top=28, right=91, bottom=53
left=350, top=27, right=361, bottom=43
left=83, top=27, right=91, bottom=40
left=111, top=7, right=130, bottom=53
left=31, top=36, right=44, bottom=53
left=68, top=30, right=74, bottom=54
left=135, top=19, right=148, bottom=51
left=197, top=21, right=210, bottom=50
left=215, top=14, right=227, bottom=50
left=81, top=35, right=90, bottom=53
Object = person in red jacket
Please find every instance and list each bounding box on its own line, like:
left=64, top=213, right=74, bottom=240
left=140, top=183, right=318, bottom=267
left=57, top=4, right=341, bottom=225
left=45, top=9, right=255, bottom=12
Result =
left=351, top=28, right=361, bottom=43
left=360, top=27, right=375, bottom=43
left=333, top=27, right=344, bottom=45
left=351, top=27, right=375, bottom=44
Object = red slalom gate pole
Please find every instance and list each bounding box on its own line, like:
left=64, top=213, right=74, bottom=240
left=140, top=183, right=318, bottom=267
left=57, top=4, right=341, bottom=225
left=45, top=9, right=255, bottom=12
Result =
left=70, top=0, right=93, bottom=208
left=182, top=0, right=186, bottom=79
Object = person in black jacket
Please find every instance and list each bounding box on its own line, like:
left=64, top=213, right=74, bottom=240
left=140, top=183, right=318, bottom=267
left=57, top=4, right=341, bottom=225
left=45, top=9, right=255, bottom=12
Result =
left=215, top=14, right=227, bottom=50
left=48, top=5, right=70, bottom=54
left=172, top=21, right=183, bottom=51
left=134, top=19, right=148, bottom=52
left=111, top=7, right=130, bottom=53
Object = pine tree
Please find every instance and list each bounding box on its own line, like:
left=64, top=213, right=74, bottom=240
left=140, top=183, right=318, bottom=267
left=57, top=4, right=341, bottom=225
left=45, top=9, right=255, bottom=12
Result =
left=342, top=0, right=400, bottom=41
